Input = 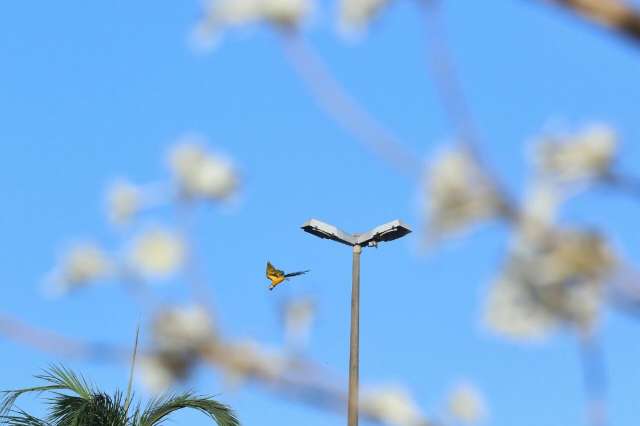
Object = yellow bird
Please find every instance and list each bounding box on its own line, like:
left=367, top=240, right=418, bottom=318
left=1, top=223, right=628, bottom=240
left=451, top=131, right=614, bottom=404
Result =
left=266, top=261, right=309, bottom=291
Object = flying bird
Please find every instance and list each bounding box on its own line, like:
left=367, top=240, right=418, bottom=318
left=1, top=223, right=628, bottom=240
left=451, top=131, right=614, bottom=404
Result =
left=266, top=261, right=309, bottom=290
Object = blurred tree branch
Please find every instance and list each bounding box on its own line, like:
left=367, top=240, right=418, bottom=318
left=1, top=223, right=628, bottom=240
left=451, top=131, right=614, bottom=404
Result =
left=0, top=311, right=434, bottom=426
left=578, top=333, right=608, bottom=426
left=600, top=171, right=640, bottom=198
left=280, top=31, right=422, bottom=179
left=0, top=312, right=127, bottom=361
left=536, top=0, right=640, bottom=44
left=421, top=0, right=519, bottom=219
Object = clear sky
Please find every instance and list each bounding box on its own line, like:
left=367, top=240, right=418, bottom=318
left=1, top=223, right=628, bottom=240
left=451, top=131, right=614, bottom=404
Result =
left=2, top=1, right=640, bottom=426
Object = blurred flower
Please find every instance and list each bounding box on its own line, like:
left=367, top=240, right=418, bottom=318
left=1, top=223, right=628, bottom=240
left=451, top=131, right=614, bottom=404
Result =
left=209, top=0, right=262, bottom=25
left=339, top=0, right=392, bottom=33
left=128, top=228, right=185, bottom=279
left=106, top=179, right=142, bottom=226
left=138, top=352, right=195, bottom=393
left=424, top=147, right=504, bottom=239
left=138, top=355, right=176, bottom=393
left=540, top=230, right=614, bottom=285
left=485, top=230, right=616, bottom=340
left=219, top=339, right=287, bottom=388
left=152, top=306, right=216, bottom=352
left=192, top=0, right=310, bottom=50
left=447, top=382, right=486, bottom=424
left=48, top=242, right=112, bottom=293
left=282, top=297, right=315, bottom=350
left=360, top=385, right=425, bottom=426
left=534, top=124, right=617, bottom=181
left=262, top=0, right=310, bottom=26
left=518, top=181, right=562, bottom=243
left=169, top=137, right=239, bottom=201
left=484, top=266, right=558, bottom=340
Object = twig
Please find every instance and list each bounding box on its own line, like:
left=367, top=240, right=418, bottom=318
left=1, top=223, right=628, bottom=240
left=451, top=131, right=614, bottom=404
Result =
left=420, top=0, right=481, bottom=154
left=535, top=0, right=640, bottom=45
left=279, top=31, right=421, bottom=178
left=578, top=332, right=608, bottom=426
left=0, top=312, right=127, bottom=362
left=175, top=198, right=218, bottom=321
left=420, top=0, right=519, bottom=219
left=600, top=171, right=640, bottom=199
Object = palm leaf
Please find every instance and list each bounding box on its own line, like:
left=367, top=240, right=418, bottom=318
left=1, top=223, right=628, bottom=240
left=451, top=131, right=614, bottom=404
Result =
left=46, top=391, right=129, bottom=426
left=3, top=365, right=239, bottom=426
left=35, top=365, right=94, bottom=400
left=0, top=408, right=50, bottom=426
left=1, top=365, right=92, bottom=416
left=124, top=325, right=141, bottom=417
left=1, top=385, right=65, bottom=418
left=138, top=392, right=239, bottom=426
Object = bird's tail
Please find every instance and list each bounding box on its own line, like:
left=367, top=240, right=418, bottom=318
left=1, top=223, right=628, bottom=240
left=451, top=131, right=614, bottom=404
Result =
left=285, top=270, right=310, bottom=278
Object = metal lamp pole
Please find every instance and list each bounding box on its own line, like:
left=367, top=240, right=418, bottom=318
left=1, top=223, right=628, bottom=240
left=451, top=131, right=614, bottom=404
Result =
left=348, top=243, right=361, bottom=426
left=301, top=219, right=411, bottom=426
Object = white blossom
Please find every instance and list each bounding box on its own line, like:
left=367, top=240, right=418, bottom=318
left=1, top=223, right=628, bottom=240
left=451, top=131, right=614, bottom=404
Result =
left=138, top=355, right=176, bottom=393
left=485, top=230, right=615, bottom=340
left=535, top=124, right=617, bottom=181
left=424, top=147, right=504, bottom=239
left=48, top=243, right=112, bottom=293
left=138, top=353, right=194, bottom=393
left=209, top=0, right=262, bottom=25
left=192, top=0, right=311, bottom=50
left=262, top=0, right=310, bottom=27
left=518, top=181, right=562, bottom=243
left=219, top=340, right=287, bottom=388
left=339, top=0, right=392, bottom=33
left=169, top=137, right=238, bottom=201
left=106, top=179, right=142, bottom=226
left=447, top=382, right=486, bottom=424
left=360, top=385, right=425, bottom=426
left=484, top=265, right=559, bottom=340
left=128, top=228, right=185, bottom=279
left=152, top=306, right=215, bottom=352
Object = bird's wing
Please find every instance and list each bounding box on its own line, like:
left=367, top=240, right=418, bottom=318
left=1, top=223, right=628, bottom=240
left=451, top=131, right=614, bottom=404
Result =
left=266, top=262, right=285, bottom=281
left=269, top=275, right=286, bottom=290
left=284, top=270, right=310, bottom=278
left=266, top=262, right=275, bottom=277
left=267, top=262, right=283, bottom=276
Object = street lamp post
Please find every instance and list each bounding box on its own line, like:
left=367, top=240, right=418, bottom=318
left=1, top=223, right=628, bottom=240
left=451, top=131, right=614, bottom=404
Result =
left=348, top=243, right=361, bottom=426
left=301, top=219, right=412, bottom=426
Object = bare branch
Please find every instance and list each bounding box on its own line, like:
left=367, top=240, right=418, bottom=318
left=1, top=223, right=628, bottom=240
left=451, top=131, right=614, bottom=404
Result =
left=421, top=0, right=481, bottom=154
left=279, top=31, right=421, bottom=178
left=578, top=332, right=608, bottom=426
left=421, top=0, right=519, bottom=220
left=535, top=0, right=640, bottom=45
left=174, top=199, right=218, bottom=319
left=0, top=312, right=127, bottom=362
left=599, top=171, right=640, bottom=198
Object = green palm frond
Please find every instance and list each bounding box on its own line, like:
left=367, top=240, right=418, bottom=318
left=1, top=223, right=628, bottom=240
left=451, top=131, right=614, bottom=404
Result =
left=0, top=408, right=50, bottom=426
left=2, top=361, right=239, bottom=425
left=124, top=325, right=141, bottom=418
left=45, top=391, right=129, bottom=426
left=35, top=365, right=94, bottom=400
left=138, top=392, right=239, bottom=426
left=1, top=385, right=63, bottom=418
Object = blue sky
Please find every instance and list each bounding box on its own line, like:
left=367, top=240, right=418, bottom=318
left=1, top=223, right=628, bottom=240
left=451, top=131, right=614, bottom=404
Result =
left=2, top=1, right=640, bottom=425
